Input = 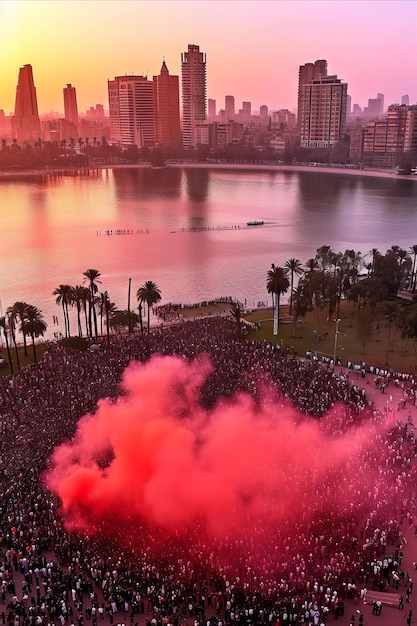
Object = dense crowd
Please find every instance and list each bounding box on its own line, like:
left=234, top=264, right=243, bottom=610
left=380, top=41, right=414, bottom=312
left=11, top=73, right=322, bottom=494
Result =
left=0, top=317, right=416, bottom=626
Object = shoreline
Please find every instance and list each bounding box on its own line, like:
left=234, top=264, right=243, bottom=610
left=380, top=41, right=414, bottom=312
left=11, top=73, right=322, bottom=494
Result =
left=0, top=160, right=416, bottom=182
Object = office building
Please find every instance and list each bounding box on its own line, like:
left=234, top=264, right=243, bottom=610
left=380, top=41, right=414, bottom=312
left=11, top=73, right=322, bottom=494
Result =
left=153, top=60, right=181, bottom=147
left=108, top=75, right=155, bottom=147
left=63, top=84, right=79, bottom=129
left=402, top=95, right=410, bottom=106
left=181, top=44, right=207, bottom=147
left=239, top=101, right=252, bottom=124
left=11, top=64, right=41, bottom=143
left=404, top=106, right=417, bottom=152
left=299, top=74, right=348, bottom=148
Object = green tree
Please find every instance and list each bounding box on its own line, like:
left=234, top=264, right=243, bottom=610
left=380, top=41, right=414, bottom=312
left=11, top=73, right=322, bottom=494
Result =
left=136, top=280, right=162, bottom=334
left=229, top=301, right=243, bottom=341
left=83, top=269, right=102, bottom=338
left=284, top=258, right=303, bottom=316
left=53, top=284, right=74, bottom=338
left=0, top=315, right=13, bottom=374
left=22, top=305, right=47, bottom=363
left=10, top=301, right=30, bottom=356
left=266, top=264, right=290, bottom=336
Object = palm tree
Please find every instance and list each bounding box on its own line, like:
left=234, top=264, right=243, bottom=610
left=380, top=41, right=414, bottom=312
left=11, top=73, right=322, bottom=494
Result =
left=229, top=302, right=243, bottom=341
left=410, top=244, right=417, bottom=292
left=6, top=306, right=20, bottom=372
left=53, top=284, right=74, bottom=338
left=284, top=258, right=303, bottom=316
left=22, top=305, right=47, bottom=363
left=0, top=315, right=13, bottom=374
left=83, top=269, right=102, bottom=338
left=266, top=264, right=290, bottom=336
left=71, top=285, right=89, bottom=337
left=136, top=280, right=162, bottom=334
left=10, top=301, right=30, bottom=356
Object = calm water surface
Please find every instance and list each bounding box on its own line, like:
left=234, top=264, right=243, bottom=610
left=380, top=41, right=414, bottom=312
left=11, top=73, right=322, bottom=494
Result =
left=1, top=166, right=417, bottom=329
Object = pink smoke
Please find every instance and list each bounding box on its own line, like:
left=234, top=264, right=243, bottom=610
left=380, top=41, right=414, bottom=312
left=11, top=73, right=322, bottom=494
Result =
left=45, top=353, right=386, bottom=540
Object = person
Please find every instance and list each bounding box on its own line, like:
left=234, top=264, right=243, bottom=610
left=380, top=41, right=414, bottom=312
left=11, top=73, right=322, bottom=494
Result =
left=407, top=609, right=412, bottom=625
left=399, top=596, right=404, bottom=610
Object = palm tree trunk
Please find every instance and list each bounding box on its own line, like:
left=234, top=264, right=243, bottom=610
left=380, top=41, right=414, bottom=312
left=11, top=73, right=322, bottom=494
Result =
left=3, top=331, right=14, bottom=374
left=147, top=304, right=151, bottom=335
left=31, top=332, right=37, bottom=363
left=138, top=303, right=143, bottom=335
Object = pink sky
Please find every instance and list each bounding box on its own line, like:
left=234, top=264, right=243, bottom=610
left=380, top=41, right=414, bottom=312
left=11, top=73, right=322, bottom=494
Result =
left=0, top=0, right=415, bottom=116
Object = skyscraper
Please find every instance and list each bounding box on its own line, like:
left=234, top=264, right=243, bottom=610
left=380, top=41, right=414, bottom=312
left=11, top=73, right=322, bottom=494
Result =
left=63, top=84, right=79, bottom=128
left=208, top=99, right=216, bottom=121
left=108, top=75, right=155, bottom=147
left=402, top=95, right=410, bottom=106
left=181, top=44, right=207, bottom=147
left=225, top=95, right=235, bottom=122
left=153, top=60, right=181, bottom=147
left=297, top=59, right=327, bottom=128
left=12, top=64, right=41, bottom=143
left=299, top=74, right=348, bottom=149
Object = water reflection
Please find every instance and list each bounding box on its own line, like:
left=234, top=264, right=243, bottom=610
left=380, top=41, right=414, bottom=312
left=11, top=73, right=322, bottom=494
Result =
left=185, top=168, right=209, bottom=202
left=112, top=167, right=182, bottom=200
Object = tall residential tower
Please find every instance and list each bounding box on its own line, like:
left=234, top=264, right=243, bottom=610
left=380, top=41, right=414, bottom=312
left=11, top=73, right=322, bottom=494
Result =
left=153, top=60, right=181, bottom=147
left=181, top=44, right=207, bottom=148
left=12, top=64, right=41, bottom=143
left=63, top=84, right=79, bottom=128
left=108, top=75, right=155, bottom=147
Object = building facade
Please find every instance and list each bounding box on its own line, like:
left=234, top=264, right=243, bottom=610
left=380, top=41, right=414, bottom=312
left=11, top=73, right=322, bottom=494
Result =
left=12, top=64, right=41, bottom=143
left=63, top=84, right=79, bottom=130
left=297, top=59, right=327, bottom=128
left=108, top=75, right=155, bottom=147
left=181, top=44, right=207, bottom=148
left=299, top=75, right=348, bottom=149
left=153, top=61, right=181, bottom=148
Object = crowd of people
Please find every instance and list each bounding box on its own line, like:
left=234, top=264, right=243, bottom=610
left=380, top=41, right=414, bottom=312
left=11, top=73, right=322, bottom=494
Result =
left=0, top=316, right=416, bottom=626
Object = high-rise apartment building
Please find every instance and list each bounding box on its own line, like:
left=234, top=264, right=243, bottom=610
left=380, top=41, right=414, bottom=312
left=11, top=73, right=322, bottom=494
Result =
left=63, top=84, right=79, bottom=128
left=181, top=44, right=207, bottom=147
left=108, top=75, right=155, bottom=147
left=11, top=64, right=41, bottom=143
left=153, top=60, right=181, bottom=147
left=362, top=104, right=409, bottom=167
left=404, top=106, right=417, bottom=152
left=225, top=95, right=235, bottom=122
left=239, top=101, right=252, bottom=124
left=299, top=74, right=348, bottom=148
left=297, top=59, right=327, bottom=128
left=208, top=99, right=216, bottom=121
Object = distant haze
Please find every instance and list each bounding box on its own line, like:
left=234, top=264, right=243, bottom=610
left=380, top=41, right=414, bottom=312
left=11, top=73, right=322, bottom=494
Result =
left=0, top=0, right=415, bottom=115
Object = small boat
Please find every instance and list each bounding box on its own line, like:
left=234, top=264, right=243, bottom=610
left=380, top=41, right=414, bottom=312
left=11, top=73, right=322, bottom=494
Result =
left=247, top=220, right=264, bottom=226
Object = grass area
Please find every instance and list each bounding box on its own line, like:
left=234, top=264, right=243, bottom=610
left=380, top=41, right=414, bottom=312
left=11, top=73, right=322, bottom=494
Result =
left=0, top=343, right=49, bottom=376
left=2, top=299, right=417, bottom=376
left=244, top=300, right=417, bottom=373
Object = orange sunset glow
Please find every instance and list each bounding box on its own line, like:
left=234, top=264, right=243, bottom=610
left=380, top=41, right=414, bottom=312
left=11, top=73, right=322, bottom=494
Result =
left=0, top=0, right=416, bottom=116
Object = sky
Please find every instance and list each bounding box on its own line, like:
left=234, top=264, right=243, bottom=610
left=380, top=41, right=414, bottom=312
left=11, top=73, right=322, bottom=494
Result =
left=0, top=0, right=416, bottom=116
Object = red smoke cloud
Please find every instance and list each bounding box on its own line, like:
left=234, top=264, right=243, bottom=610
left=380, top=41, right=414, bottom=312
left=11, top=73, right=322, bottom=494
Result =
left=45, top=353, right=385, bottom=542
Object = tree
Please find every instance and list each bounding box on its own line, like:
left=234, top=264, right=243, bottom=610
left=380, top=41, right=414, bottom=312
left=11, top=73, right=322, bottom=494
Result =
left=284, top=258, right=303, bottom=316
left=136, top=280, right=162, bottom=335
left=83, top=269, right=102, bottom=338
left=6, top=306, right=20, bottom=372
left=0, top=315, right=13, bottom=374
left=266, top=264, right=289, bottom=336
left=229, top=302, right=243, bottom=341
left=22, top=305, right=47, bottom=362
left=71, top=285, right=90, bottom=337
left=10, top=301, right=30, bottom=356
left=410, top=244, right=417, bottom=292
left=53, top=284, right=74, bottom=338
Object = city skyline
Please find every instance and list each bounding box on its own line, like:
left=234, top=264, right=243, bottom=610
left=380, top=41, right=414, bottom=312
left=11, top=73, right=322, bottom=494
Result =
left=0, top=0, right=416, bottom=116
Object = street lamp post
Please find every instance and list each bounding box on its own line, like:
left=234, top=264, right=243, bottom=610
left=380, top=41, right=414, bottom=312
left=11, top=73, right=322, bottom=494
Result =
left=333, top=318, right=341, bottom=367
